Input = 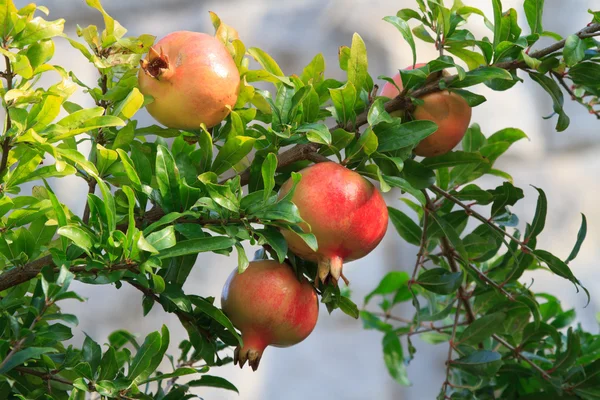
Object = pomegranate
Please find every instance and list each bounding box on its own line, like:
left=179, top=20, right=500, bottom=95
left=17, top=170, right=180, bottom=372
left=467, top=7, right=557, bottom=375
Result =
left=138, top=31, right=240, bottom=130
left=380, top=63, right=472, bottom=157
left=221, top=260, right=319, bottom=371
left=278, top=162, right=388, bottom=284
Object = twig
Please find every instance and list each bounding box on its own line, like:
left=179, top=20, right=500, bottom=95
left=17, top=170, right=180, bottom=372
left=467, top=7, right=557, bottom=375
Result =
left=127, top=280, right=211, bottom=339
left=1, top=53, right=14, bottom=177
left=82, top=74, right=109, bottom=223
left=14, top=367, right=73, bottom=386
left=464, top=262, right=515, bottom=301
left=439, top=236, right=476, bottom=324
left=492, top=333, right=552, bottom=381
left=442, top=301, right=463, bottom=397
left=552, top=71, right=600, bottom=119
left=430, top=185, right=532, bottom=253
left=0, top=301, right=51, bottom=372
left=409, top=193, right=431, bottom=289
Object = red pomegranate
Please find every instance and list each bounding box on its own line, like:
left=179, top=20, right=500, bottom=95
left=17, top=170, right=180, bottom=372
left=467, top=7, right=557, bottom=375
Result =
left=221, top=260, right=319, bottom=371
left=278, top=162, right=388, bottom=284
left=380, top=63, right=472, bottom=157
left=138, top=31, right=240, bottom=130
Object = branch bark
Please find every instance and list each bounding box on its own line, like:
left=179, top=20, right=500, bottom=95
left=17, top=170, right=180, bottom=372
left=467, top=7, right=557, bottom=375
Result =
left=1, top=53, right=14, bottom=177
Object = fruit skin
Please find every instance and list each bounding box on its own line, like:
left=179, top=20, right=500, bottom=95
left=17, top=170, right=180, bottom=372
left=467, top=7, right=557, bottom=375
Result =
left=380, top=63, right=472, bottom=157
left=221, top=260, right=319, bottom=371
left=138, top=31, right=240, bottom=130
left=278, top=162, right=388, bottom=284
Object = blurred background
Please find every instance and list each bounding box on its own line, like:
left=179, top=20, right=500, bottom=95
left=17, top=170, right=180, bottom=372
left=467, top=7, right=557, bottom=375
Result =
left=8, top=0, right=600, bottom=398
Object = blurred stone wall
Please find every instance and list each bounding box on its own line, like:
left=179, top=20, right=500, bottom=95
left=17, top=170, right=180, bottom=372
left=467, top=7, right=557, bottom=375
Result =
left=5, top=0, right=600, bottom=399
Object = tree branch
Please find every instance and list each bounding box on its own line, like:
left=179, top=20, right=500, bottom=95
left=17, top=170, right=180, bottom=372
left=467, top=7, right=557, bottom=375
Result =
left=442, top=301, right=462, bottom=397
left=1, top=53, right=14, bottom=177
left=229, top=23, right=600, bottom=188
left=552, top=71, right=600, bottom=119
left=492, top=333, right=552, bottom=381
left=14, top=367, right=73, bottom=386
left=430, top=185, right=532, bottom=252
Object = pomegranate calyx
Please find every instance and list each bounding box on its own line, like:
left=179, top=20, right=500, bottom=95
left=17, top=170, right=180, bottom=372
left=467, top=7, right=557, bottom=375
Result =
left=140, top=46, right=171, bottom=79
left=234, top=344, right=264, bottom=371
left=317, top=255, right=344, bottom=285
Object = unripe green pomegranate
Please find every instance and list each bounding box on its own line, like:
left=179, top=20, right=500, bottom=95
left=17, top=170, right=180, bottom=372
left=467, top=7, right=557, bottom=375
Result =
left=380, top=63, right=472, bottom=157
left=138, top=31, right=240, bottom=130
left=279, top=162, right=388, bottom=284
left=221, top=260, right=319, bottom=371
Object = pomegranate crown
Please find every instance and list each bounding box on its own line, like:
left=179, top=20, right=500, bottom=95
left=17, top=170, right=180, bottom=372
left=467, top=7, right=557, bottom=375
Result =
left=140, top=46, right=170, bottom=79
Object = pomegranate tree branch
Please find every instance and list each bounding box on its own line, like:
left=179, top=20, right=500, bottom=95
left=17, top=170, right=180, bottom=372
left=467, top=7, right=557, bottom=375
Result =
left=430, top=185, right=531, bottom=252
left=552, top=71, right=600, bottom=119
left=442, top=301, right=463, bottom=397
left=440, top=236, right=476, bottom=324
left=464, top=261, right=515, bottom=301
left=409, top=192, right=432, bottom=288
left=231, top=23, right=600, bottom=188
left=0, top=300, right=52, bottom=373
left=83, top=74, right=110, bottom=224
left=14, top=367, right=74, bottom=386
left=127, top=280, right=211, bottom=338
left=1, top=53, right=14, bottom=178
left=492, top=333, right=552, bottom=381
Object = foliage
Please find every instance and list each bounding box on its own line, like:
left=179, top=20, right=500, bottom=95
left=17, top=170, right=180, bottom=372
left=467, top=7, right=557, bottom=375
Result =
left=0, top=0, right=598, bottom=398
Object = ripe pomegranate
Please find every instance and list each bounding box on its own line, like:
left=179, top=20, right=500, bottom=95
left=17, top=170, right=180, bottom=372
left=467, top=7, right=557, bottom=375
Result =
left=278, top=162, right=388, bottom=284
left=138, top=31, right=240, bottom=130
left=221, top=260, right=319, bottom=371
left=380, top=63, right=472, bottom=157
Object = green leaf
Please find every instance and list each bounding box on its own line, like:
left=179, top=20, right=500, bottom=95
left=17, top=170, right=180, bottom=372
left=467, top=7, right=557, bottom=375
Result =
left=462, top=124, right=486, bottom=153
left=338, top=296, right=360, bottom=319
left=82, top=335, right=102, bottom=375
left=158, top=237, right=236, bottom=259
left=192, top=297, right=242, bottom=345
left=446, top=47, right=486, bottom=71
left=382, top=331, right=409, bottom=385
left=189, top=375, right=239, bottom=393
left=457, top=313, right=506, bottom=345
left=248, top=47, right=284, bottom=87
left=347, top=33, right=369, bottom=94
left=156, top=145, right=181, bottom=211
left=416, top=268, right=463, bottom=295
left=255, top=228, right=288, bottom=264
left=212, top=136, right=256, bottom=175
left=421, top=151, right=488, bottom=169
left=450, top=67, right=513, bottom=88
left=388, top=207, right=422, bottom=246
left=146, top=226, right=177, bottom=251
left=365, top=271, right=410, bottom=304
left=57, top=225, right=94, bottom=256
left=138, top=367, right=197, bottom=384
left=452, top=350, right=502, bottom=377
left=384, top=16, right=416, bottom=67
left=533, top=249, right=578, bottom=283
left=98, top=347, right=118, bottom=381
left=261, top=153, right=277, bottom=202
left=329, top=82, right=357, bottom=127
left=529, top=71, right=569, bottom=132
left=524, top=0, right=545, bottom=35
left=374, top=120, right=438, bottom=152
left=563, top=34, right=585, bottom=67
left=113, top=87, right=144, bottom=119
left=565, top=214, right=587, bottom=264
left=296, top=123, right=332, bottom=145
left=452, top=89, right=487, bottom=107
left=0, top=347, right=58, bottom=374
left=492, top=0, right=503, bottom=48
left=528, top=186, right=547, bottom=240
left=127, top=331, right=162, bottom=382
